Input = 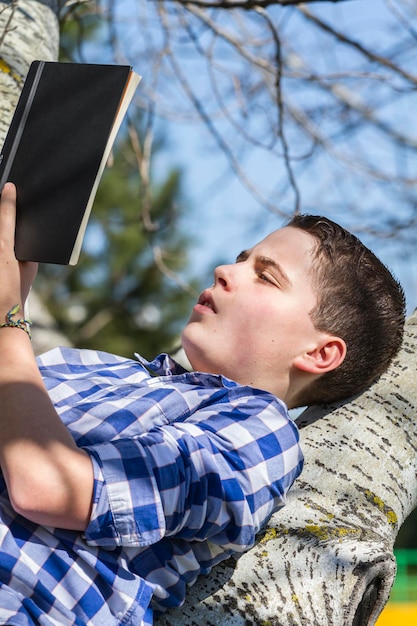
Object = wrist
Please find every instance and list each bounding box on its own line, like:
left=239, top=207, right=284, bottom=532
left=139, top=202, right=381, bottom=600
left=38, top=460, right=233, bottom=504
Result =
left=0, top=303, right=32, bottom=338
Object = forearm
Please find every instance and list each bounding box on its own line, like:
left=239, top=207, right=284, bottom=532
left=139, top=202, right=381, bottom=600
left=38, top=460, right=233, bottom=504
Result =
left=0, top=327, right=93, bottom=529
left=0, top=182, right=93, bottom=529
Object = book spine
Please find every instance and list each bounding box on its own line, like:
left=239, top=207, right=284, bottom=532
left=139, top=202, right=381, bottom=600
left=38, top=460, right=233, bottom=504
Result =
left=0, top=61, right=45, bottom=189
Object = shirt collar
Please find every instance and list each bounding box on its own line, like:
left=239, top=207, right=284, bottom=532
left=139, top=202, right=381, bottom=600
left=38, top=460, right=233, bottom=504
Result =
left=135, top=353, right=189, bottom=377
left=135, top=352, right=243, bottom=390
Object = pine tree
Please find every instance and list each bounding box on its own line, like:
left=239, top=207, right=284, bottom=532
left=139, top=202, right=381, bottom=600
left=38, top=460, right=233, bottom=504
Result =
left=37, top=126, right=199, bottom=359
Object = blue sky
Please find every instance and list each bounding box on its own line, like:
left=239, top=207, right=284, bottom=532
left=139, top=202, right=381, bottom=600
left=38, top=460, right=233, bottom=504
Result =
left=82, top=0, right=417, bottom=313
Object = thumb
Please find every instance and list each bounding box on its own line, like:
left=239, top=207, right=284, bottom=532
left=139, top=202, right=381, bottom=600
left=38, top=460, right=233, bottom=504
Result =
left=0, top=182, right=17, bottom=242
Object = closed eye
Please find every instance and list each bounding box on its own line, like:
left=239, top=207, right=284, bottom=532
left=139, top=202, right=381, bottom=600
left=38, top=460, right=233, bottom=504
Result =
left=236, top=250, right=290, bottom=288
left=258, top=270, right=280, bottom=287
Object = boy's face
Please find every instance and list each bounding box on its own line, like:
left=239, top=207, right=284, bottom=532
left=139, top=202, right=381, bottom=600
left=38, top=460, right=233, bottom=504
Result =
left=182, top=226, right=327, bottom=402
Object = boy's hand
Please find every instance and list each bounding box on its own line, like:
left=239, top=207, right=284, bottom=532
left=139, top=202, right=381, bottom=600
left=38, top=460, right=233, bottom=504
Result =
left=0, top=182, right=38, bottom=311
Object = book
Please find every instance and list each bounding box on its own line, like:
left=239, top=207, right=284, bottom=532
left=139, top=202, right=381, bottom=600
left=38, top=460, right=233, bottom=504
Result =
left=0, top=60, right=141, bottom=265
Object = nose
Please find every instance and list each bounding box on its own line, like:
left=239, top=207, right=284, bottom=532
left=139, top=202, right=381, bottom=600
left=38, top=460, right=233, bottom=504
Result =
left=214, top=263, right=238, bottom=291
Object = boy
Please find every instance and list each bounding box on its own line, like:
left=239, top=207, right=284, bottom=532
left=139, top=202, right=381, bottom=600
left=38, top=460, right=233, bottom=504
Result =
left=0, top=183, right=405, bottom=625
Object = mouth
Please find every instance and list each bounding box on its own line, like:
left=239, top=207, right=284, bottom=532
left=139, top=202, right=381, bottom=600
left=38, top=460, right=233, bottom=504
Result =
left=196, top=290, right=217, bottom=313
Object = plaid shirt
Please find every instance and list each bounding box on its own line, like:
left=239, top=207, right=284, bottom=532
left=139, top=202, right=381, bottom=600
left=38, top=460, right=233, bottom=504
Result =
left=0, top=347, right=303, bottom=625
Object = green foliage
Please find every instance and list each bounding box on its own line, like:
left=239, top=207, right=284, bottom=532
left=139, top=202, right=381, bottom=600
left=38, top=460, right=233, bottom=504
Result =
left=59, top=1, right=103, bottom=63
left=37, top=129, right=200, bottom=360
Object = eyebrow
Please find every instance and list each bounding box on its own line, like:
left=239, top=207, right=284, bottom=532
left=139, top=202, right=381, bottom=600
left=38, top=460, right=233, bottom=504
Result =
left=236, top=250, right=292, bottom=287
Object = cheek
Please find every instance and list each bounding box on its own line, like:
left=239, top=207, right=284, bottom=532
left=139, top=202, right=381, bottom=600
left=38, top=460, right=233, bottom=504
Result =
left=242, top=302, right=299, bottom=348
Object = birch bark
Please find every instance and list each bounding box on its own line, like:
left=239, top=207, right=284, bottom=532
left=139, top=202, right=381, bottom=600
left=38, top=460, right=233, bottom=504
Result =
left=0, top=0, right=59, bottom=135
left=0, top=0, right=63, bottom=354
left=158, top=308, right=417, bottom=625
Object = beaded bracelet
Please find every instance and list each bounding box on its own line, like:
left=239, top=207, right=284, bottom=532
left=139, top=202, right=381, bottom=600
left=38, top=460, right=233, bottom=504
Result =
left=0, top=304, right=32, bottom=339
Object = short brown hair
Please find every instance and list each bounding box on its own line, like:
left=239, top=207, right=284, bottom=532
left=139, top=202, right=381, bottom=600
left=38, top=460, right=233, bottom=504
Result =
left=287, top=215, right=406, bottom=407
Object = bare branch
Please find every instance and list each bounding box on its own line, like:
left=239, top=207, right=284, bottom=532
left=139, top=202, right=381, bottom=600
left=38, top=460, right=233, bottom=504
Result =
left=127, top=121, right=160, bottom=233
left=0, top=0, right=18, bottom=48
left=77, top=0, right=417, bottom=249
left=256, top=6, right=301, bottom=213
left=167, top=0, right=350, bottom=9
left=299, top=4, right=417, bottom=86
left=156, top=2, right=290, bottom=215
left=153, top=246, right=199, bottom=297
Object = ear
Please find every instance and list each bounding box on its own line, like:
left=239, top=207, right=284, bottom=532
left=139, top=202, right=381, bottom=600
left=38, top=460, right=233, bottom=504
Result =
left=293, top=336, right=346, bottom=375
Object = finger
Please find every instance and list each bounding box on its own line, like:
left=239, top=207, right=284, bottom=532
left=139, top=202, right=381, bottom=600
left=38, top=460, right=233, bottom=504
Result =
left=0, top=183, right=18, bottom=261
left=0, top=182, right=17, bottom=234
left=0, top=183, right=17, bottom=249
left=0, top=181, right=17, bottom=202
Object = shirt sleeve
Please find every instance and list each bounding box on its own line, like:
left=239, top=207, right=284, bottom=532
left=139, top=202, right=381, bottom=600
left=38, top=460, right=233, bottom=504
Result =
left=83, top=395, right=303, bottom=551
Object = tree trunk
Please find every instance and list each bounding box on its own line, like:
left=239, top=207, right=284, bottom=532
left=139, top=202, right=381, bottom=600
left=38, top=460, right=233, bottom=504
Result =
left=157, top=308, right=417, bottom=625
left=0, top=0, right=64, bottom=354
left=0, top=0, right=59, bottom=134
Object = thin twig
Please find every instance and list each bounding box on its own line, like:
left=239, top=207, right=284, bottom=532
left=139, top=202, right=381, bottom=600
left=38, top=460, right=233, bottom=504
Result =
left=153, top=246, right=199, bottom=297
left=0, top=0, right=18, bottom=48
left=299, top=4, right=417, bottom=86
left=167, top=0, right=349, bottom=9
left=157, top=2, right=289, bottom=215
left=256, top=6, right=301, bottom=214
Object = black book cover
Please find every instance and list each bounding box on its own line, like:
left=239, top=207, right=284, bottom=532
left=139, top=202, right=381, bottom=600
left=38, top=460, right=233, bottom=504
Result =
left=0, top=61, right=140, bottom=264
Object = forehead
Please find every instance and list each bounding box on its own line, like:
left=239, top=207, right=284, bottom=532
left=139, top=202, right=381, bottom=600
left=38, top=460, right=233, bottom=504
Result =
left=252, top=226, right=318, bottom=274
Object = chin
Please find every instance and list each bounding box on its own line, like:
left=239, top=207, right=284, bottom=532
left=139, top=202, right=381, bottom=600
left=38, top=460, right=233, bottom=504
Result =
left=180, top=332, right=199, bottom=370
left=181, top=343, right=211, bottom=375
left=181, top=327, right=222, bottom=375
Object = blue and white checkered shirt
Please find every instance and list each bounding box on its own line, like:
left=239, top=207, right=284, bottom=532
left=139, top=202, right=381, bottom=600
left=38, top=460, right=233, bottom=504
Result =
left=0, top=347, right=303, bottom=625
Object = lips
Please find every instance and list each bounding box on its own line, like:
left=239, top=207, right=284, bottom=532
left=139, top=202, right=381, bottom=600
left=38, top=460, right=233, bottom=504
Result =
left=195, top=290, right=217, bottom=313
